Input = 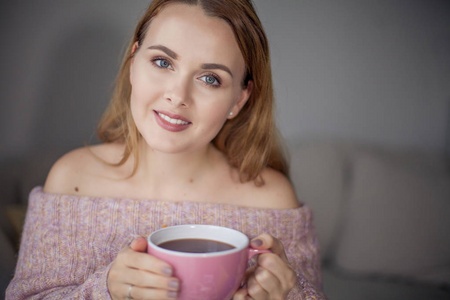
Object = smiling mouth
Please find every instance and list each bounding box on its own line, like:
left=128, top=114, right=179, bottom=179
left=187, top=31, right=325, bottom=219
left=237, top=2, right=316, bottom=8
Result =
left=156, top=111, right=191, bottom=125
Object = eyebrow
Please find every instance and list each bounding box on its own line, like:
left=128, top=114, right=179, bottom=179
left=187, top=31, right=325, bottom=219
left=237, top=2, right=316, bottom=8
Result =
left=147, top=45, right=178, bottom=59
left=201, top=63, right=233, bottom=77
left=147, top=45, right=233, bottom=77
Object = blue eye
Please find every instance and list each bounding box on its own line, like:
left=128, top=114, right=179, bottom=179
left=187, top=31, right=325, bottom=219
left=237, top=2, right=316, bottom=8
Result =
left=200, top=75, right=220, bottom=86
left=154, top=59, right=171, bottom=69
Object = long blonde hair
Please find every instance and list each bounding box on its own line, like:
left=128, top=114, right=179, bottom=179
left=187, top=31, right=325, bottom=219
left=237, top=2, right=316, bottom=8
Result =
left=97, top=0, right=288, bottom=185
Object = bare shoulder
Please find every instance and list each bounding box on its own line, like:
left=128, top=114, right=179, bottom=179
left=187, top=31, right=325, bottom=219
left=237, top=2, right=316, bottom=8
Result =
left=258, top=168, right=300, bottom=209
left=43, top=143, right=125, bottom=195
left=235, top=168, right=300, bottom=209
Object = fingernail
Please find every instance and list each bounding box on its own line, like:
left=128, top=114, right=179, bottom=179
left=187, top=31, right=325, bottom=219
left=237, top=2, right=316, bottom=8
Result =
left=163, top=267, right=173, bottom=276
left=168, top=291, right=178, bottom=298
left=251, top=239, right=263, bottom=247
left=169, top=280, right=179, bottom=290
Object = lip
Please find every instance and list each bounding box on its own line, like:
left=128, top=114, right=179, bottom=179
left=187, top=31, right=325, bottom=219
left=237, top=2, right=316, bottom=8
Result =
left=154, top=110, right=192, bottom=132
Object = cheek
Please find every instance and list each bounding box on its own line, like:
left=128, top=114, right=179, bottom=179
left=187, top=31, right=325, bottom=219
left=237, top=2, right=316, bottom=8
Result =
left=129, top=86, right=144, bottom=121
left=130, top=72, right=160, bottom=108
left=129, top=79, right=157, bottom=128
left=130, top=59, right=162, bottom=100
left=197, top=101, right=231, bottom=134
left=129, top=94, right=143, bottom=132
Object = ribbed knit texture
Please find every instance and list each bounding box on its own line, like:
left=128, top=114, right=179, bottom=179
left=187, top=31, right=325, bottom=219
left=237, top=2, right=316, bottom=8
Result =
left=6, top=187, right=327, bottom=299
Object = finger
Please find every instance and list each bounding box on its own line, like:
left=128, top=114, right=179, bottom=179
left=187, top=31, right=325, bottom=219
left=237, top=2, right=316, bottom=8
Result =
left=257, top=253, right=297, bottom=292
left=121, top=248, right=174, bottom=276
left=252, top=266, right=282, bottom=298
left=108, top=262, right=179, bottom=297
left=130, top=237, right=148, bottom=252
left=241, top=265, right=256, bottom=285
left=232, top=287, right=248, bottom=300
left=125, top=284, right=178, bottom=300
left=247, top=273, right=269, bottom=300
left=119, top=266, right=180, bottom=291
left=250, top=233, right=288, bottom=261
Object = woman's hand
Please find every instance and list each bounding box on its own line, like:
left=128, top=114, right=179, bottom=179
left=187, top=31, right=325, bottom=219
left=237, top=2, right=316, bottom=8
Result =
left=233, top=233, right=297, bottom=300
left=108, top=237, right=180, bottom=299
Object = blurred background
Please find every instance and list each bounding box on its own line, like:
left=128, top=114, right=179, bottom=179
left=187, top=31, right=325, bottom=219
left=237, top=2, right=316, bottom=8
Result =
left=1, top=0, right=449, bottom=159
left=1, top=0, right=450, bottom=299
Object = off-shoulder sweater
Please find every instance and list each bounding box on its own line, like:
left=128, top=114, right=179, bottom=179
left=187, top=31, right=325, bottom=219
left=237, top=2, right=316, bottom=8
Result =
left=6, top=187, right=327, bottom=299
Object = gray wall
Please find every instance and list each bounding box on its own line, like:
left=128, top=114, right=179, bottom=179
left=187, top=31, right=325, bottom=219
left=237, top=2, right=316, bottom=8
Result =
left=1, top=0, right=450, bottom=161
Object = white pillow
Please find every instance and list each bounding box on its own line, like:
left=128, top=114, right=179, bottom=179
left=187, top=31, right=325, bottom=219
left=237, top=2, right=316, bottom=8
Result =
left=335, top=152, right=450, bottom=286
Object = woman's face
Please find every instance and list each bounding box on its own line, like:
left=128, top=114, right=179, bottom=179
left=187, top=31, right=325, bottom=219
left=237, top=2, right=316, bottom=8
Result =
left=129, top=3, right=252, bottom=154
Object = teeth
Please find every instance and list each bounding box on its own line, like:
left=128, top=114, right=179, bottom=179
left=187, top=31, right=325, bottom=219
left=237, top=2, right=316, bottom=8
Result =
left=158, top=112, right=189, bottom=125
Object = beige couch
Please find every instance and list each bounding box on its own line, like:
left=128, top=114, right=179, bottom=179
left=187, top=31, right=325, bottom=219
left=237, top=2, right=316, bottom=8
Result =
left=1, top=140, right=450, bottom=299
left=289, top=140, right=450, bottom=299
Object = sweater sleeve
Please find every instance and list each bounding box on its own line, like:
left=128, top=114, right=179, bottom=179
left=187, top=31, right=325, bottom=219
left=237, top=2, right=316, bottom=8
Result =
left=6, top=263, right=113, bottom=300
left=284, top=216, right=328, bottom=300
left=5, top=190, right=123, bottom=299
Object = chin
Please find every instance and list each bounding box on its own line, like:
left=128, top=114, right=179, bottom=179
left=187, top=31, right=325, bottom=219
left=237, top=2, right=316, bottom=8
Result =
left=140, top=130, right=216, bottom=155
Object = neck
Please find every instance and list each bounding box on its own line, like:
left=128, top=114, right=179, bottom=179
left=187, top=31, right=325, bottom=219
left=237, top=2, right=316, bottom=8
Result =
left=132, top=141, right=218, bottom=188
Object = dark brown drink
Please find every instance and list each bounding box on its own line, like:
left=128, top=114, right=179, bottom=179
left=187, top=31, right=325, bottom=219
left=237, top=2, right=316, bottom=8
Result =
left=158, top=238, right=235, bottom=253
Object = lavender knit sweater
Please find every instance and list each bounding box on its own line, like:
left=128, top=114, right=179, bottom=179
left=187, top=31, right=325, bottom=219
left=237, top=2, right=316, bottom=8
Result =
left=6, top=187, right=327, bottom=299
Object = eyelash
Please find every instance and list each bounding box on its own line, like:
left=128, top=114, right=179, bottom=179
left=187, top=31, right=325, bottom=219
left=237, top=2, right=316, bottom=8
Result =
left=199, top=73, right=221, bottom=88
left=151, top=57, right=173, bottom=70
left=150, top=57, right=222, bottom=88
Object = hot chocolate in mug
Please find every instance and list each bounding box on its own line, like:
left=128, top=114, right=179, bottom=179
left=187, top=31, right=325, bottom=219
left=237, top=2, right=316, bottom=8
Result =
left=147, top=224, right=270, bottom=300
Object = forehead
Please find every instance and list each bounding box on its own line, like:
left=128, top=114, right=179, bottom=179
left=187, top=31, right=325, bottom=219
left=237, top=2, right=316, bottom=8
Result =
left=142, top=3, right=245, bottom=71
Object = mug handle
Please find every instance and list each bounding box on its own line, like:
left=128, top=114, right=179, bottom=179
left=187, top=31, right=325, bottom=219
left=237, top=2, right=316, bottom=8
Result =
left=248, top=248, right=271, bottom=260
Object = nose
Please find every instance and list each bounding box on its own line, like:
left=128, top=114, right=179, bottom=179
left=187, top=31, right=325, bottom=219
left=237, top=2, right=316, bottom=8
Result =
left=163, top=74, right=191, bottom=108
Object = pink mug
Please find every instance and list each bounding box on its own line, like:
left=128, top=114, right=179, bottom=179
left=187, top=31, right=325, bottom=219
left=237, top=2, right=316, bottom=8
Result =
left=147, top=224, right=269, bottom=300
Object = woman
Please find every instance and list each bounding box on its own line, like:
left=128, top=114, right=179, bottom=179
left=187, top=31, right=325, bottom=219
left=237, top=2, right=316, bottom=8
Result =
left=7, top=0, right=327, bottom=299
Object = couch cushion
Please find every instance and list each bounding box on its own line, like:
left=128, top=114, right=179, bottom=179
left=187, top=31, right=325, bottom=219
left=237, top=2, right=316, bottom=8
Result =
left=322, top=268, right=450, bottom=300
left=335, top=152, right=450, bottom=286
left=288, top=141, right=347, bottom=259
left=0, top=228, right=16, bottom=296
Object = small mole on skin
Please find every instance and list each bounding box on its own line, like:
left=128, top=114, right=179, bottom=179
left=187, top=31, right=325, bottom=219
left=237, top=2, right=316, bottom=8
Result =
left=74, top=187, right=79, bottom=192
left=189, top=179, right=194, bottom=183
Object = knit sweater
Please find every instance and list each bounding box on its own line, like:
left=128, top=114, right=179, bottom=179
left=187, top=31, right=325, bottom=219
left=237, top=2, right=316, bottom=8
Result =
left=6, top=187, right=327, bottom=299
